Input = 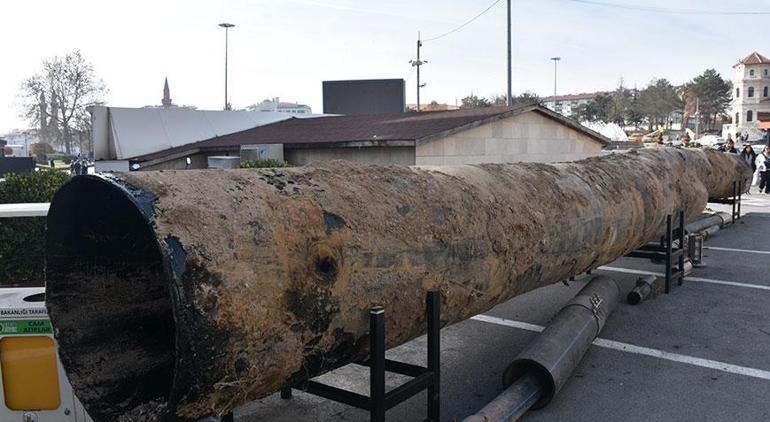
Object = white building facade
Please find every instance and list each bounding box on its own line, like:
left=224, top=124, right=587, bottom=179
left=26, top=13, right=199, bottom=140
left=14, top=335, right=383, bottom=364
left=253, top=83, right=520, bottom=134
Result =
left=0, top=130, right=39, bottom=157
left=248, top=98, right=312, bottom=114
left=543, top=92, right=607, bottom=117
left=724, top=52, right=770, bottom=139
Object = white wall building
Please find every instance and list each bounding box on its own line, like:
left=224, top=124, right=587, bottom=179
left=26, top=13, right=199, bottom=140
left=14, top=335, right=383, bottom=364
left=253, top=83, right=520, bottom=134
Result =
left=543, top=92, right=607, bottom=117
left=724, top=52, right=770, bottom=139
left=0, top=130, right=38, bottom=157
left=90, top=106, right=321, bottom=172
left=247, top=98, right=312, bottom=114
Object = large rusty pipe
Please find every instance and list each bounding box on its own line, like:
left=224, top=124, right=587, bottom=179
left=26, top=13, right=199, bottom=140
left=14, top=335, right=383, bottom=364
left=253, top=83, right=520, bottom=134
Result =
left=45, top=148, right=750, bottom=420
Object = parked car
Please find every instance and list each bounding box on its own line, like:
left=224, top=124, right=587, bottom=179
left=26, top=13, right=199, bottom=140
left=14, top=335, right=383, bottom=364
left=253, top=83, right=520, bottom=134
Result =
left=697, top=135, right=724, bottom=148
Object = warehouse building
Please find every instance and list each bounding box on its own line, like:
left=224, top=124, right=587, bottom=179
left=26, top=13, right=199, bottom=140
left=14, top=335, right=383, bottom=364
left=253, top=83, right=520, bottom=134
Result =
left=127, top=105, right=609, bottom=170
left=90, top=106, right=322, bottom=172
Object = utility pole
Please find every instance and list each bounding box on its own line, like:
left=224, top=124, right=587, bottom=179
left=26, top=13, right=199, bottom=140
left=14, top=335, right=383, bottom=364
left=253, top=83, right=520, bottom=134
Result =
left=550, top=57, right=561, bottom=113
left=507, top=0, right=512, bottom=106
left=219, top=22, right=235, bottom=110
left=410, top=33, right=427, bottom=112
left=695, top=97, right=700, bottom=140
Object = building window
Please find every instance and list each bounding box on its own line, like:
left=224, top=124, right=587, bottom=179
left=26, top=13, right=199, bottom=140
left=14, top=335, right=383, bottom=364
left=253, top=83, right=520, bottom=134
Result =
left=747, top=110, right=754, bottom=122
left=735, top=112, right=740, bottom=124
left=750, top=69, right=755, bottom=76
left=765, top=86, right=769, bottom=97
left=765, top=69, right=769, bottom=76
left=749, top=87, right=755, bottom=97
left=736, top=88, right=740, bottom=98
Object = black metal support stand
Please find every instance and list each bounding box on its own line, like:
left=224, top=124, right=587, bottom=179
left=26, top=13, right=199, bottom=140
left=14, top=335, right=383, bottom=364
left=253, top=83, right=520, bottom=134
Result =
left=279, top=291, right=441, bottom=422
left=626, top=210, right=685, bottom=294
left=709, top=180, right=742, bottom=224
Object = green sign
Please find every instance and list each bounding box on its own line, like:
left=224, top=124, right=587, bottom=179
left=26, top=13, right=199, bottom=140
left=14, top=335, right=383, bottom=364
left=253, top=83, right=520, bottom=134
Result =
left=0, top=319, right=52, bottom=335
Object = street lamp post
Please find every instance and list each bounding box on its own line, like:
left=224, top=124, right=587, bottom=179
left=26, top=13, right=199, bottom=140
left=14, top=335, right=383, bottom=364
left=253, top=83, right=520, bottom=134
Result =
left=507, top=0, right=512, bottom=106
left=550, top=57, right=561, bottom=113
left=219, top=22, right=235, bottom=110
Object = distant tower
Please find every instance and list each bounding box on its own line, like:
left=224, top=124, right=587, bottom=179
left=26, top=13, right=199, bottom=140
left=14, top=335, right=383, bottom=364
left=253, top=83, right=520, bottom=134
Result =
left=162, top=77, right=172, bottom=107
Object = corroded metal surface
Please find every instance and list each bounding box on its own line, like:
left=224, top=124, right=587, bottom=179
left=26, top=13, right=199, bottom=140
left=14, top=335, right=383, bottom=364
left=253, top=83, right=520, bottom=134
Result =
left=45, top=148, right=750, bottom=420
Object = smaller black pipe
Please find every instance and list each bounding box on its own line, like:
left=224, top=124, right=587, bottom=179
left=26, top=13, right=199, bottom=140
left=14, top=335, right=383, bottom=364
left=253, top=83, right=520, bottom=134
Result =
left=463, top=276, right=620, bottom=422
left=684, top=214, right=724, bottom=234
left=627, top=275, right=658, bottom=305
left=463, top=372, right=543, bottom=422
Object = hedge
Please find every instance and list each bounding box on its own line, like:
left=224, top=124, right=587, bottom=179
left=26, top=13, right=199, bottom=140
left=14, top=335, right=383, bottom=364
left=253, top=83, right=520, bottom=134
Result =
left=0, top=170, right=70, bottom=287
left=240, top=159, right=289, bottom=168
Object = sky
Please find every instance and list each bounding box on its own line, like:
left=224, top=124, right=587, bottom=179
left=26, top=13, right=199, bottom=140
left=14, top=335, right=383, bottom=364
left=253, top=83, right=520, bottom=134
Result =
left=1, top=0, right=769, bottom=134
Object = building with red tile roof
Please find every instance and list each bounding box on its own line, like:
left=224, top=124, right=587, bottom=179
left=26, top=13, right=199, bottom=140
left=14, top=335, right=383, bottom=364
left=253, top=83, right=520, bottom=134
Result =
left=725, top=52, right=770, bottom=140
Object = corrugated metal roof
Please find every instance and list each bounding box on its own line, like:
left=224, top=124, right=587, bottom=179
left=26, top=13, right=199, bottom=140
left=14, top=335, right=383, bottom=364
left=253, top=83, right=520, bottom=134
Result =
left=97, top=107, right=322, bottom=160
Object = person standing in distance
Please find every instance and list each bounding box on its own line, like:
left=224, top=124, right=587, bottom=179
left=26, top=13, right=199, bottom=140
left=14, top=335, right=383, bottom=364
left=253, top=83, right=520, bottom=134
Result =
left=756, top=146, right=770, bottom=194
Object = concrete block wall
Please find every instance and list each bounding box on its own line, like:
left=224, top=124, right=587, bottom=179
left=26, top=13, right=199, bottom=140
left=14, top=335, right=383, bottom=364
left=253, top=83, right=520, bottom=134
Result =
left=140, top=152, right=216, bottom=170
left=415, top=112, right=603, bottom=165
left=285, top=146, right=415, bottom=166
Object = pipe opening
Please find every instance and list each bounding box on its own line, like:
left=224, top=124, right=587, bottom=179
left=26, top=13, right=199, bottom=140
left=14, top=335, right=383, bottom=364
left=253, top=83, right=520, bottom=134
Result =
left=502, top=359, right=555, bottom=410
left=46, top=176, right=176, bottom=420
left=627, top=291, right=642, bottom=305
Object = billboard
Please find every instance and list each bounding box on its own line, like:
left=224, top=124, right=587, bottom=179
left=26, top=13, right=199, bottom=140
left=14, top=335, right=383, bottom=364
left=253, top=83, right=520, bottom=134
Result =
left=322, top=79, right=405, bottom=115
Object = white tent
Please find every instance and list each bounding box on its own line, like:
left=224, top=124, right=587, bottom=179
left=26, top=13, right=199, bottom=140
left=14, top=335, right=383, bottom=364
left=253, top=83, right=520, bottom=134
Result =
left=91, top=106, right=321, bottom=161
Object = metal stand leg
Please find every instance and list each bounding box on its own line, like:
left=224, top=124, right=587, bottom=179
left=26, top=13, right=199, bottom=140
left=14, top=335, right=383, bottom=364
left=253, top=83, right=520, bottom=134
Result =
left=426, top=291, right=440, bottom=422
left=370, top=306, right=386, bottom=422
left=278, top=294, right=441, bottom=422
left=677, top=210, right=685, bottom=286
left=665, top=214, right=672, bottom=294
left=731, top=181, right=737, bottom=225
left=738, top=180, right=742, bottom=220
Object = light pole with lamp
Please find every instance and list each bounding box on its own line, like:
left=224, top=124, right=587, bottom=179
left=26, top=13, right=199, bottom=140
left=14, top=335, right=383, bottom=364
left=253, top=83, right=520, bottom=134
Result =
left=219, top=23, right=235, bottom=110
left=550, top=57, right=561, bottom=113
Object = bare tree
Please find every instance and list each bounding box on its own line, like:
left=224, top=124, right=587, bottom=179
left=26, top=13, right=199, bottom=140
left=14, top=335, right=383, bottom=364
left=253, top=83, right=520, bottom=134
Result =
left=19, top=50, right=107, bottom=155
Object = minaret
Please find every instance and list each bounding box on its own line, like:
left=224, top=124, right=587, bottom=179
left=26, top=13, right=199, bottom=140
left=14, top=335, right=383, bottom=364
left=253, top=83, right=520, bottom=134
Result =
left=162, top=77, right=172, bottom=107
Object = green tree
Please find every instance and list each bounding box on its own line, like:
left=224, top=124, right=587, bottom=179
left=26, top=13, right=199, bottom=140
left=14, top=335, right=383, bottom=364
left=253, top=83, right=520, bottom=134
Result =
left=638, top=78, right=683, bottom=131
left=608, top=81, right=632, bottom=126
left=513, top=91, right=542, bottom=106
left=685, top=69, right=731, bottom=131
left=489, top=92, right=542, bottom=107
left=460, top=93, right=491, bottom=109
left=19, top=50, right=107, bottom=155
left=0, top=170, right=70, bottom=286
left=625, top=87, right=645, bottom=130
left=571, top=94, right=612, bottom=122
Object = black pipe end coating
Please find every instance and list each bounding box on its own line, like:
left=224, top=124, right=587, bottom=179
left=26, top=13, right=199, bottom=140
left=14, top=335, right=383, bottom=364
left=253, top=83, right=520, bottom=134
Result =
left=627, top=291, right=643, bottom=305
left=502, top=359, right=555, bottom=410
left=45, top=175, right=177, bottom=421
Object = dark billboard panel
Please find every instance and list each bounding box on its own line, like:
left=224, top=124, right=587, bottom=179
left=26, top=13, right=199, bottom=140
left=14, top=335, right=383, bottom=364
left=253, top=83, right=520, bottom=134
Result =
left=323, top=79, right=405, bottom=115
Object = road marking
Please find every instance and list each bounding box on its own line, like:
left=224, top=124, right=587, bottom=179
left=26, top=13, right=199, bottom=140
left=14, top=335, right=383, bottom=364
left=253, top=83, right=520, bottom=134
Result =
left=704, top=246, right=770, bottom=255
left=472, top=314, right=544, bottom=332
left=597, top=266, right=770, bottom=291
left=470, top=314, right=770, bottom=381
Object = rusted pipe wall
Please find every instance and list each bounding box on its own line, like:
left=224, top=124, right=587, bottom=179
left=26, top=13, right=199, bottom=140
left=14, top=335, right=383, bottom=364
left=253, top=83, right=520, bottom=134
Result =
left=45, top=148, right=750, bottom=420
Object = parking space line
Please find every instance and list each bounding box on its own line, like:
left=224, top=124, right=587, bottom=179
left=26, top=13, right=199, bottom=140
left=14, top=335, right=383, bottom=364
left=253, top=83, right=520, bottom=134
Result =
left=470, top=315, right=770, bottom=381
left=704, top=246, right=770, bottom=255
left=597, top=266, right=770, bottom=291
